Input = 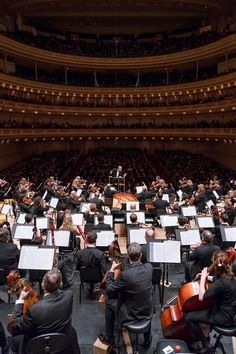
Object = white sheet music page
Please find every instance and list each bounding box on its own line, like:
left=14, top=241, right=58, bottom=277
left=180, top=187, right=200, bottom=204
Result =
left=50, top=197, right=58, bottom=209
left=136, top=186, right=143, bottom=194
left=225, top=228, right=236, bottom=241
left=96, top=231, right=114, bottom=247
left=180, top=229, right=200, bottom=245
left=18, top=246, right=55, bottom=270
left=160, top=215, right=179, bottom=227
left=213, top=190, right=219, bottom=199
left=14, top=225, right=34, bottom=240
left=162, top=194, right=169, bottom=202
left=76, top=189, right=82, bottom=197
left=182, top=206, right=197, bottom=217
left=164, top=240, right=181, bottom=263
left=129, top=228, right=148, bottom=244
left=1, top=204, right=11, bottom=215
left=17, top=213, right=27, bottom=224
left=54, top=230, right=70, bottom=247
left=198, top=217, right=214, bottom=228
left=71, top=213, right=84, bottom=225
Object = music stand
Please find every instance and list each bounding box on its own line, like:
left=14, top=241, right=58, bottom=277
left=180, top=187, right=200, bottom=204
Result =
left=195, top=216, right=215, bottom=229
left=71, top=213, right=84, bottom=226
left=16, top=213, right=27, bottom=224
left=18, top=245, right=55, bottom=270
left=126, top=212, right=145, bottom=224
left=94, top=215, right=113, bottom=228
left=175, top=229, right=201, bottom=246
left=96, top=231, right=115, bottom=249
left=12, top=223, right=35, bottom=240
left=110, top=176, right=125, bottom=192
left=160, top=215, right=179, bottom=228
left=49, top=197, right=59, bottom=209
left=36, top=217, right=50, bottom=230
left=1, top=204, right=11, bottom=221
left=181, top=206, right=197, bottom=217
left=220, top=226, right=236, bottom=243
left=80, top=203, right=91, bottom=213
left=127, top=228, right=149, bottom=245
left=147, top=240, right=181, bottom=308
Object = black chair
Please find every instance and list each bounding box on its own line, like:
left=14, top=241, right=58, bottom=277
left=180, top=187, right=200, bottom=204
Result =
left=79, top=266, right=102, bottom=303
left=26, top=333, right=67, bottom=354
left=154, top=339, right=191, bottom=353
left=122, top=319, right=151, bottom=354
left=211, top=325, right=236, bottom=354
left=152, top=267, right=162, bottom=306
left=0, top=268, right=11, bottom=303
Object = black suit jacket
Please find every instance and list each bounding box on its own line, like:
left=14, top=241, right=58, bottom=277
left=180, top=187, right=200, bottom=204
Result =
left=67, top=197, right=81, bottom=213
left=11, top=290, right=79, bottom=353
left=106, top=262, right=153, bottom=324
left=93, top=222, right=112, bottom=231
left=189, top=243, right=220, bottom=276
left=111, top=169, right=123, bottom=178
left=0, top=242, right=19, bottom=272
left=89, top=198, right=104, bottom=212
left=76, top=246, right=107, bottom=273
left=153, top=199, right=169, bottom=210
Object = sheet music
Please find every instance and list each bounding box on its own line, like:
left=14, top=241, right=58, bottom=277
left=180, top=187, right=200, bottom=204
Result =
left=149, top=240, right=180, bottom=263
left=224, top=228, right=236, bottom=242
left=160, top=215, right=179, bottom=227
left=179, top=229, right=201, bottom=245
left=80, top=203, right=91, bottom=213
left=1, top=204, right=11, bottom=215
left=162, top=194, right=169, bottom=202
left=95, top=215, right=113, bottom=227
left=13, top=225, right=34, bottom=240
left=129, top=228, right=148, bottom=244
left=49, top=197, right=58, bottom=209
left=126, top=212, right=145, bottom=224
left=17, top=213, right=26, bottom=224
left=197, top=217, right=214, bottom=228
left=42, top=190, right=47, bottom=200
left=18, top=246, right=55, bottom=270
left=126, top=202, right=140, bottom=211
left=213, top=190, right=219, bottom=199
left=136, top=186, right=144, bottom=194
left=36, top=217, right=49, bottom=229
left=96, top=231, right=115, bottom=247
left=76, top=189, right=82, bottom=197
left=71, top=213, right=84, bottom=225
left=53, top=230, right=70, bottom=247
left=181, top=206, right=197, bottom=217
left=206, top=200, right=214, bottom=209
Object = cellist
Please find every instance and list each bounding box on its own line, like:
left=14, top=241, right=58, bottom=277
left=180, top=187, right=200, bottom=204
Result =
left=185, top=249, right=236, bottom=353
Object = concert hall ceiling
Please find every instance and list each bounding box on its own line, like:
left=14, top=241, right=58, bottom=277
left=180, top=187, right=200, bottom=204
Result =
left=1, top=0, right=232, bottom=34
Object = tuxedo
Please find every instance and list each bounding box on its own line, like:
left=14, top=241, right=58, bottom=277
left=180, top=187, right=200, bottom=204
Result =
left=10, top=290, right=80, bottom=353
left=76, top=246, right=107, bottom=273
left=93, top=222, right=112, bottom=231
left=106, top=262, right=153, bottom=324
left=111, top=169, right=123, bottom=178
left=0, top=242, right=19, bottom=272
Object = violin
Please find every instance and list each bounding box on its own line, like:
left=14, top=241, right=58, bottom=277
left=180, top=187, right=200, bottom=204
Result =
left=7, top=270, right=41, bottom=334
left=160, top=247, right=236, bottom=342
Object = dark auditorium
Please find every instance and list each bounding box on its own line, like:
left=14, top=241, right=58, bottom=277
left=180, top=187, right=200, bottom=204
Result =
left=0, top=1, right=236, bottom=353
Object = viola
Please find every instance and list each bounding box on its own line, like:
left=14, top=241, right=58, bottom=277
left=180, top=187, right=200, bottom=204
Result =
left=7, top=270, right=41, bottom=334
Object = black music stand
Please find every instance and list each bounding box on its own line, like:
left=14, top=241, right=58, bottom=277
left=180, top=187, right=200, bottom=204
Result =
left=109, top=176, right=125, bottom=192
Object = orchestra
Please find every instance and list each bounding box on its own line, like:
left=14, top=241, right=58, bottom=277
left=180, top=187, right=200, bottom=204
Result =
left=0, top=170, right=235, bottom=354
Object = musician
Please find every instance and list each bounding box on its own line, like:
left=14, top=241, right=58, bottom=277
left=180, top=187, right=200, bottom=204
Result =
left=193, top=184, right=207, bottom=213
left=93, top=213, right=112, bottom=231
left=141, top=228, right=155, bottom=263
left=104, top=184, right=116, bottom=198
left=213, top=212, right=230, bottom=248
left=137, top=186, right=153, bottom=203
left=0, top=179, right=9, bottom=200
left=185, top=250, right=236, bottom=353
left=67, top=191, right=81, bottom=213
left=127, top=213, right=140, bottom=229
left=111, top=165, right=124, bottom=178
left=186, top=230, right=220, bottom=281
left=0, top=228, right=19, bottom=273
left=224, top=200, right=236, bottom=225
left=83, top=203, right=98, bottom=224
left=30, top=196, right=49, bottom=217
left=106, top=242, right=153, bottom=349
left=76, top=232, right=107, bottom=273
left=89, top=192, right=105, bottom=213
left=153, top=192, right=169, bottom=215
left=41, top=179, right=56, bottom=201
left=9, top=269, right=80, bottom=354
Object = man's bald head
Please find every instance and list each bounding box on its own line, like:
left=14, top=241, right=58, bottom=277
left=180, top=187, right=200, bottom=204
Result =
left=145, top=228, right=155, bottom=241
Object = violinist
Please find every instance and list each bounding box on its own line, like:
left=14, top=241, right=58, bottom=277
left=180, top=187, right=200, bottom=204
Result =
left=153, top=192, right=169, bottom=215
left=185, top=230, right=220, bottom=282
left=30, top=196, right=49, bottom=217
left=67, top=191, right=81, bottom=213
left=0, top=178, right=9, bottom=200
left=0, top=228, right=19, bottom=273
left=192, top=184, right=207, bottom=213
left=89, top=192, right=105, bottom=213
left=185, top=250, right=236, bottom=353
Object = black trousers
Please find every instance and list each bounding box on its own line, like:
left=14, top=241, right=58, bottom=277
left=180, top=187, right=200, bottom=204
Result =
left=185, top=309, right=214, bottom=343
left=0, top=320, right=7, bottom=348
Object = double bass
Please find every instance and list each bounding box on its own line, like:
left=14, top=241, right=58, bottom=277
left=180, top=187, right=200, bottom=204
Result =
left=160, top=247, right=236, bottom=341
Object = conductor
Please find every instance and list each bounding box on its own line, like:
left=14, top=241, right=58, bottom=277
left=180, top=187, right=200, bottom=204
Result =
left=111, top=166, right=124, bottom=178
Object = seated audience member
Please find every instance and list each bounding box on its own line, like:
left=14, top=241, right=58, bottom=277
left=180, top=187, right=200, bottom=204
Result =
left=185, top=250, right=236, bottom=353
left=76, top=232, right=107, bottom=273
left=0, top=229, right=19, bottom=273
left=9, top=269, right=80, bottom=354
left=106, top=242, right=153, bottom=349
left=93, top=213, right=112, bottom=231
left=186, top=230, right=220, bottom=281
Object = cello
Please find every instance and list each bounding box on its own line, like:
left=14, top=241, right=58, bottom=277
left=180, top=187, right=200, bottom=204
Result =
left=160, top=247, right=236, bottom=341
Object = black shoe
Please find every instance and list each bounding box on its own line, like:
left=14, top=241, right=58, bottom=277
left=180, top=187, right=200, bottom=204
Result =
left=142, top=335, right=152, bottom=349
